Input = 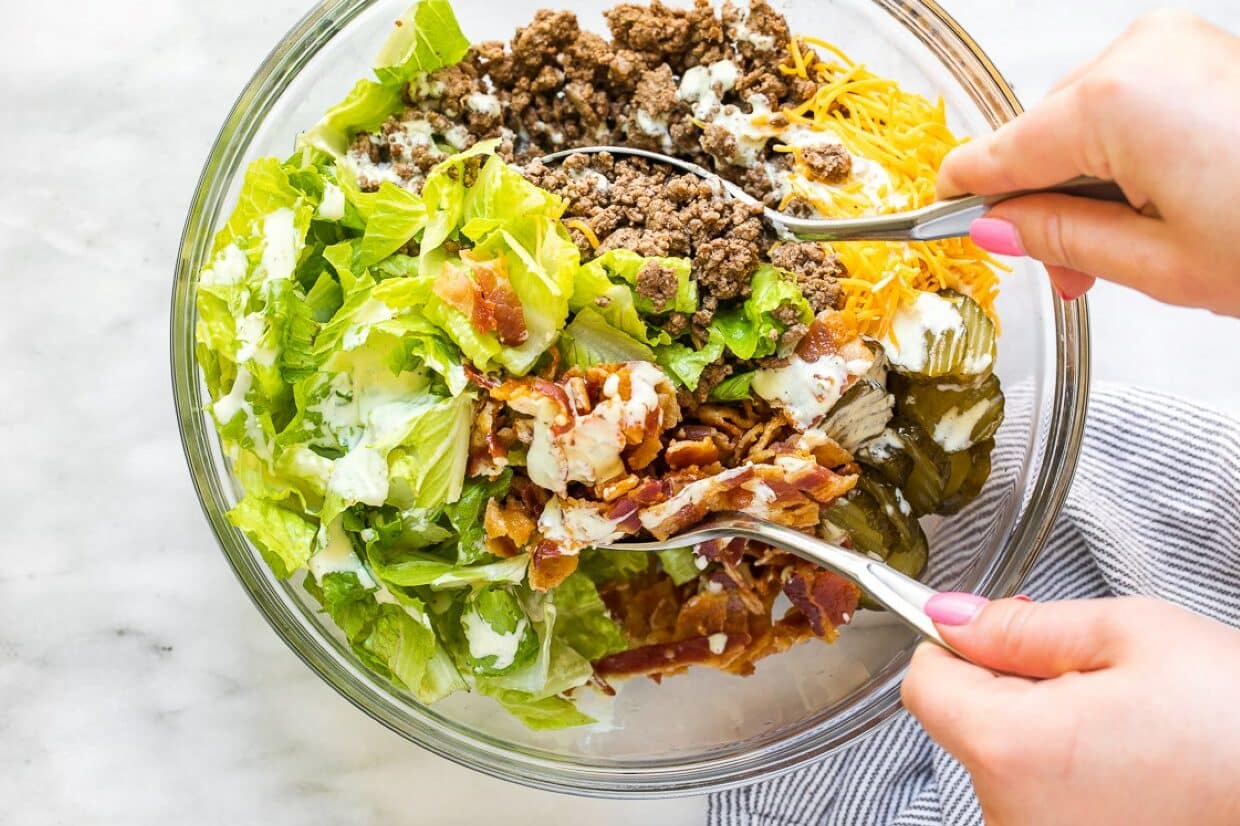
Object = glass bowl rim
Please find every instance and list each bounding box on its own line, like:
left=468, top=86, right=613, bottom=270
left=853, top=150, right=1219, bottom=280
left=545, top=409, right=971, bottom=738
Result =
left=170, top=0, right=1091, bottom=798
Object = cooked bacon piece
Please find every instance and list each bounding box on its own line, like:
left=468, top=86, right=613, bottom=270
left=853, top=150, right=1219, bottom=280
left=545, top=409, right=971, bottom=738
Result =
left=785, top=431, right=853, bottom=469
left=433, top=255, right=529, bottom=345
left=594, top=633, right=752, bottom=678
left=774, top=455, right=858, bottom=504
left=696, top=537, right=746, bottom=566
left=665, top=436, right=721, bottom=469
left=781, top=562, right=861, bottom=637
left=484, top=496, right=536, bottom=557
left=795, top=310, right=861, bottom=362
left=467, top=398, right=504, bottom=478
left=529, top=539, right=580, bottom=591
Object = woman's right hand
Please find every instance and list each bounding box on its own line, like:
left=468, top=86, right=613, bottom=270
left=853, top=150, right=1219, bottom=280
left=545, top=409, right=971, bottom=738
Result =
left=937, top=11, right=1240, bottom=315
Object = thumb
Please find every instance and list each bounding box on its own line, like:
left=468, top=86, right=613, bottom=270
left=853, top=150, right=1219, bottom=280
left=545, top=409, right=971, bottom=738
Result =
left=970, top=194, right=1192, bottom=308
left=925, top=594, right=1135, bottom=678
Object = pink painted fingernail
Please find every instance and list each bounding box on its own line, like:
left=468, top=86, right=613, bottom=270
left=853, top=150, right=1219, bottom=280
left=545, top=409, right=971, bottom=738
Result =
left=1013, top=594, right=1033, bottom=602
left=925, top=592, right=989, bottom=626
left=969, top=218, right=1025, bottom=256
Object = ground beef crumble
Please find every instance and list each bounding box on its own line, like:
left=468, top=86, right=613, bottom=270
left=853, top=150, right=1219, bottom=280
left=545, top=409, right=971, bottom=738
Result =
left=768, top=242, right=847, bottom=313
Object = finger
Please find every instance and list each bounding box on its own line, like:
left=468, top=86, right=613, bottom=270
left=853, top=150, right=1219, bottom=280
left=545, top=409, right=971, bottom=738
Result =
left=936, top=84, right=1108, bottom=198
left=901, top=643, right=1030, bottom=762
left=927, top=595, right=1133, bottom=678
left=1045, top=265, right=1096, bottom=301
left=974, top=194, right=1186, bottom=304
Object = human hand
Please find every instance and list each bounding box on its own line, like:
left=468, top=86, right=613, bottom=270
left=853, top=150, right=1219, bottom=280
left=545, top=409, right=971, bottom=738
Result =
left=902, top=594, right=1240, bottom=825
left=937, top=11, right=1240, bottom=315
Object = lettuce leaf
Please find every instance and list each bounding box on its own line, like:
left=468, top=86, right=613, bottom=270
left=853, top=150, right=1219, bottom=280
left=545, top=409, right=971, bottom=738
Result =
left=656, top=547, right=701, bottom=585
left=710, top=264, right=812, bottom=360
left=552, top=573, right=629, bottom=661
left=443, top=470, right=513, bottom=564
left=371, top=552, right=528, bottom=588
left=708, top=370, right=755, bottom=402
left=226, top=493, right=317, bottom=579
left=654, top=328, right=724, bottom=390
left=357, top=182, right=428, bottom=266
left=315, top=570, right=466, bottom=702
left=491, top=693, right=595, bottom=730
left=577, top=548, right=651, bottom=583
left=299, top=79, right=404, bottom=158
left=372, top=0, right=470, bottom=86
left=559, top=307, right=655, bottom=368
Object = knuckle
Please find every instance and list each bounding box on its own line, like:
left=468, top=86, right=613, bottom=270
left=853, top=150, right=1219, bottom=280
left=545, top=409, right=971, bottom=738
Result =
left=990, top=601, right=1035, bottom=659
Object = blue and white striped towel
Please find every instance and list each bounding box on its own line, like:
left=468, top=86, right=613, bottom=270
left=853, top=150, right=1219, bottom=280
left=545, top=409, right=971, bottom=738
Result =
left=709, top=385, right=1240, bottom=826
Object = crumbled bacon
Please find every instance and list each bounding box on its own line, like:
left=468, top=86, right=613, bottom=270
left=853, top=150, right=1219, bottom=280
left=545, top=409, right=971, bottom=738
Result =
left=795, top=310, right=860, bottom=362
left=433, top=255, right=529, bottom=346
left=782, top=562, right=861, bottom=637
left=594, top=633, right=752, bottom=678
left=665, top=436, right=721, bottom=469
left=484, top=496, right=536, bottom=557
left=529, top=539, right=580, bottom=591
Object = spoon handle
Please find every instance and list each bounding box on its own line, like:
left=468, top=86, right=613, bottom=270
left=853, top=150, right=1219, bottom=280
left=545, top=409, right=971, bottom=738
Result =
left=777, top=176, right=1131, bottom=242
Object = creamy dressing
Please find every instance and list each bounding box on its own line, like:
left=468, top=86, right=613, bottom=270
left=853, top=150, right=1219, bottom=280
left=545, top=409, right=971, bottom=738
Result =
left=741, top=479, right=778, bottom=517
left=677, top=59, right=739, bottom=119
left=465, top=92, right=502, bottom=117
left=518, top=362, right=668, bottom=495
left=327, top=445, right=390, bottom=505
left=234, top=311, right=277, bottom=366
left=259, top=208, right=300, bottom=282
left=933, top=400, right=990, bottom=452
left=538, top=497, right=625, bottom=553
left=879, top=291, right=965, bottom=373
left=202, top=243, right=249, bottom=286
left=706, top=95, right=775, bottom=167
left=308, top=517, right=376, bottom=587
left=732, top=18, right=777, bottom=51
left=213, top=367, right=253, bottom=425
left=318, top=183, right=346, bottom=221
left=461, top=607, right=527, bottom=670
left=752, top=351, right=872, bottom=430
left=632, top=109, right=675, bottom=152
left=707, top=632, right=729, bottom=655
left=341, top=299, right=395, bottom=350
left=861, top=427, right=904, bottom=459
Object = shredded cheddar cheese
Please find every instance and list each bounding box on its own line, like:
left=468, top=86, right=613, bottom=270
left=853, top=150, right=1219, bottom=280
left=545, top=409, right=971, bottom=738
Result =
left=772, top=37, right=1005, bottom=338
left=564, top=218, right=601, bottom=250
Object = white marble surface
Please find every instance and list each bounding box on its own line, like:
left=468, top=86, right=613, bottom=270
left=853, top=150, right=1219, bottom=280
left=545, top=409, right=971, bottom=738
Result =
left=2, top=1, right=1237, bottom=823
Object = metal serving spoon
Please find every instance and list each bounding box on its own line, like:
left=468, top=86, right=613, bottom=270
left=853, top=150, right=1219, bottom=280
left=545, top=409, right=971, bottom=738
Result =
left=598, top=510, right=969, bottom=660
left=540, top=145, right=1129, bottom=242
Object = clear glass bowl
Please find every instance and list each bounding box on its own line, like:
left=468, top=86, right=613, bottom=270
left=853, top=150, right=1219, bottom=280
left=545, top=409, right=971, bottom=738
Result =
left=172, top=0, right=1089, bottom=797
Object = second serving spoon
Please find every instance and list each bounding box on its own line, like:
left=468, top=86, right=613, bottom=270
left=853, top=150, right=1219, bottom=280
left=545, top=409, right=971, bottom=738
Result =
left=540, top=145, right=1129, bottom=243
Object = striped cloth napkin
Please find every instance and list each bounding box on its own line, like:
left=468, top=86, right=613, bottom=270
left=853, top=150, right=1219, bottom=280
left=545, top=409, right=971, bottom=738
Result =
left=709, top=385, right=1240, bottom=825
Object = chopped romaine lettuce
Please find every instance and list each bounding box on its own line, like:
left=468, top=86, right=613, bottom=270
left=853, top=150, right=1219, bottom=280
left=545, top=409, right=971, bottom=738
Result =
left=372, top=0, right=470, bottom=85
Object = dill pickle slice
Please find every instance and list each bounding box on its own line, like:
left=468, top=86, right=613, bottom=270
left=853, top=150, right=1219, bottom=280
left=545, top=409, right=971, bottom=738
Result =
left=894, top=291, right=996, bottom=379
left=856, top=428, right=912, bottom=487
left=953, top=292, right=997, bottom=377
left=892, top=420, right=949, bottom=515
left=821, top=379, right=894, bottom=453
left=823, top=489, right=898, bottom=559
left=900, top=373, right=1005, bottom=454
left=858, top=477, right=929, bottom=578
left=938, top=439, right=995, bottom=515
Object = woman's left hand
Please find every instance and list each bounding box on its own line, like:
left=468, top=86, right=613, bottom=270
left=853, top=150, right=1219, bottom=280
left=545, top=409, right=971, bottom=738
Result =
left=902, top=594, right=1240, bottom=825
